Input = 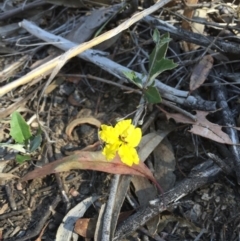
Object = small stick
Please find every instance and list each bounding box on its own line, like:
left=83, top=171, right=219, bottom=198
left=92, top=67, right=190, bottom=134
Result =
left=5, top=183, right=17, bottom=211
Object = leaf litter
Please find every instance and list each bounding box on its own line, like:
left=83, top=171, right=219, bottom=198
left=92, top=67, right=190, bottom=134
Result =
left=1, top=0, right=240, bottom=240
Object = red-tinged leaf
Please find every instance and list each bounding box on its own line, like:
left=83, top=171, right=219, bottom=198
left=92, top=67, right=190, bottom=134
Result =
left=20, top=151, right=160, bottom=190
left=163, top=109, right=235, bottom=145
left=190, top=55, right=214, bottom=92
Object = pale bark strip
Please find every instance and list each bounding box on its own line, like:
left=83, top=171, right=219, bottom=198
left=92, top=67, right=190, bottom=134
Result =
left=0, top=0, right=173, bottom=97
left=4, top=19, right=216, bottom=111
left=102, top=175, right=121, bottom=241
left=144, top=16, right=240, bottom=54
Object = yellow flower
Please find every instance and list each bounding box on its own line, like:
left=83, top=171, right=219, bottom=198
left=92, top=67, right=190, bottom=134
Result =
left=99, top=119, right=142, bottom=166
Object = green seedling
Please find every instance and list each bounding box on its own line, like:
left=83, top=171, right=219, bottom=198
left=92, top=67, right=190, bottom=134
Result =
left=0, top=111, right=42, bottom=163
left=123, top=29, right=178, bottom=104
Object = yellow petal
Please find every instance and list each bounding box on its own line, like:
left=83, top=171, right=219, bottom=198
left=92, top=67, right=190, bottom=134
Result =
left=125, top=127, right=142, bottom=147
left=118, top=144, right=139, bottom=166
left=115, top=119, right=132, bottom=135
left=99, top=125, right=118, bottom=144
left=102, top=143, right=119, bottom=160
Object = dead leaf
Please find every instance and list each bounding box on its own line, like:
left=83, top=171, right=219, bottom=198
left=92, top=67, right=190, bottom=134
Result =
left=190, top=55, right=214, bottom=92
left=74, top=210, right=133, bottom=238
left=44, top=77, right=64, bottom=94
left=182, top=0, right=198, bottom=31
left=65, top=117, right=101, bottom=140
left=164, top=109, right=235, bottom=145
left=21, top=151, right=160, bottom=191
left=181, top=0, right=199, bottom=51
left=66, top=5, right=122, bottom=45
left=138, top=131, right=172, bottom=162
left=153, top=138, right=176, bottom=192
left=181, top=1, right=209, bottom=51
left=191, top=9, right=207, bottom=36
left=132, top=125, right=174, bottom=205
left=74, top=218, right=97, bottom=238
left=0, top=173, right=19, bottom=183
left=132, top=124, right=175, bottom=234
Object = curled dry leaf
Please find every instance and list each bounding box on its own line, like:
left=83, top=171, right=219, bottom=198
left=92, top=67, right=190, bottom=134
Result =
left=65, top=117, right=101, bottom=140
left=163, top=109, right=234, bottom=145
left=190, top=55, right=214, bottom=92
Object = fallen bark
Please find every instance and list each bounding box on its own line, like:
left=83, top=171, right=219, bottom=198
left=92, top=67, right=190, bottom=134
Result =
left=18, top=20, right=216, bottom=111
left=113, top=160, right=221, bottom=240
left=209, top=73, right=240, bottom=184
left=143, top=16, right=240, bottom=55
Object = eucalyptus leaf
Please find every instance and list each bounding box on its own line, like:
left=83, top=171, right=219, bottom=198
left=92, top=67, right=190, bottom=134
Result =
left=144, top=86, right=162, bottom=104
left=10, top=112, right=32, bottom=144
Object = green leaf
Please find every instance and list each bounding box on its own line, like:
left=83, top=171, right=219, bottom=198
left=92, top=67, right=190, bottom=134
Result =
left=123, top=71, right=143, bottom=88
left=149, top=58, right=178, bottom=83
left=152, top=28, right=160, bottom=43
left=29, top=134, right=42, bottom=152
left=16, top=154, right=31, bottom=163
left=143, top=86, right=162, bottom=104
left=10, top=112, right=32, bottom=144
left=149, top=32, right=171, bottom=72
left=0, top=143, right=26, bottom=153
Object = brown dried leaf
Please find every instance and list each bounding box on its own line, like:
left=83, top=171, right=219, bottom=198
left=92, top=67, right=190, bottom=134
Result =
left=182, top=0, right=198, bottom=31
left=74, top=218, right=97, bottom=238
left=164, top=110, right=234, bottom=144
left=74, top=210, right=133, bottom=238
left=190, top=55, right=214, bottom=92
left=65, top=117, right=101, bottom=140
left=181, top=0, right=199, bottom=51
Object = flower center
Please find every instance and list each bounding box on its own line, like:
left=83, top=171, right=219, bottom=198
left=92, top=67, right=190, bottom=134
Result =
left=119, top=134, right=128, bottom=144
